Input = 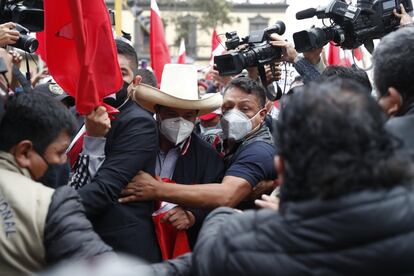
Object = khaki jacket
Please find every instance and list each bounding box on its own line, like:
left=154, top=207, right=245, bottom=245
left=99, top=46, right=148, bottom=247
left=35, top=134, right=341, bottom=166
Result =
left=0, top=151, right=53, bottom=275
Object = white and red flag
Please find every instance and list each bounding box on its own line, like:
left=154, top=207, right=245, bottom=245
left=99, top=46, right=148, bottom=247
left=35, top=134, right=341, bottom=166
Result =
left=327, top=42, right=363, bottom=66
left=177, top=38, right=186, bottom=64
left=210, top=29, right=226, bottom=65
left=150, top=0, right=171, bottom=84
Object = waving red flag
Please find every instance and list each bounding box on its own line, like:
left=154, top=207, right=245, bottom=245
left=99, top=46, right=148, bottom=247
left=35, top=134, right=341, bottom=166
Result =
left=150, top=0, right=171, bottom=84
left=44, top=0, right=123, bottom=115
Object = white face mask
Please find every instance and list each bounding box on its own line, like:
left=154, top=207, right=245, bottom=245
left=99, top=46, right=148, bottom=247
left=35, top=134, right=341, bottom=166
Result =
left=221, top=109, right=261, bottom=141
left=159, top=117, right=195, bottom=145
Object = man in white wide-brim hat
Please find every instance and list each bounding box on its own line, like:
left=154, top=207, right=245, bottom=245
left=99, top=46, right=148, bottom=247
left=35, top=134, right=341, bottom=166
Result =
left=127, top=64, right=225, bottom=251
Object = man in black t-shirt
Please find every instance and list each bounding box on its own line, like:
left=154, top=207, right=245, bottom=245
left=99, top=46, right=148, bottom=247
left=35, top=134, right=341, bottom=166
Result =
left=120, top=77, right=277, bottom=210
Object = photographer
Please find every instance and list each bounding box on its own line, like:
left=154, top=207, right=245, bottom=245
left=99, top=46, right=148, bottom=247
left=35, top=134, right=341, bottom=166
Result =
left=269, top=35, right=322, bottom=84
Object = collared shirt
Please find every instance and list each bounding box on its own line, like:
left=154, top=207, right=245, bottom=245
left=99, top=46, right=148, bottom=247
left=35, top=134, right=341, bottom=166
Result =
left=155, top=137, right=192, bottom=179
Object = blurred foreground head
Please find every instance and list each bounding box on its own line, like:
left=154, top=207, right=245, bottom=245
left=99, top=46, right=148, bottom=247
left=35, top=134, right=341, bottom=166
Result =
left=276, top=79, right=414, bottom=202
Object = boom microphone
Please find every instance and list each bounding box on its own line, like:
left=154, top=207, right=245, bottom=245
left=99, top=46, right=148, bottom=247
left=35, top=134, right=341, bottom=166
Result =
left=296, top=8, right=317, bottom=20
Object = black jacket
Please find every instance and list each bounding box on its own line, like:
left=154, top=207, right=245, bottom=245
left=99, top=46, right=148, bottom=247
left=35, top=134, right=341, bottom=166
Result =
left=78, top=100, right=162, bottom=262
left=386, top=106, right=414, bottom=160
left=193, top=185, right=414, bottom=276
left=44, top=186, right=112, bottom=264
left=172, top=133, right=225, bottom=248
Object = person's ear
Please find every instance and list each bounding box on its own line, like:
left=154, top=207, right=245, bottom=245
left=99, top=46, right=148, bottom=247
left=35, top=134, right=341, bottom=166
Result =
left=133, top=75, right=142, bottom=86
left=259, top=107, right=268, bottom=123
left=275, top=155, right=284, bottom=185
left=379, top=87, right=402, bottom=117
left=127, top=75, right=143, bottom=97
left=12, top=140, right=34, bottom=169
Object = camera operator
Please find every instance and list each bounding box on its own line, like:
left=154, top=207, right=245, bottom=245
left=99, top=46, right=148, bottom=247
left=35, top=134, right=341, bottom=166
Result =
left=0, top=22, right=19, bottom=48
left=269, top=34, right=322, bottom=84
left=276, top=4, right=412, bottom=86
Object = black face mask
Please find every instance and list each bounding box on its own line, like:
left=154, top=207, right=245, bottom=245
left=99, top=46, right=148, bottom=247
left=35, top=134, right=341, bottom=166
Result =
left=103, top=81, right=129, bottom=108
left=38, top=154, right=71, bottom=189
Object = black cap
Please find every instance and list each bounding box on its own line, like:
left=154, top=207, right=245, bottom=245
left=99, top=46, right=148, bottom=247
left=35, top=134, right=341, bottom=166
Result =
left=33, top=83, right=75, bottom=107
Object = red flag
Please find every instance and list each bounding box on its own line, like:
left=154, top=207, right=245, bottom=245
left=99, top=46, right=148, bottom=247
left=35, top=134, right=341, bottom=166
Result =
left=35, top=32, right=46, bottom=62
left=177, top=38, right=186, bottom=64
left=44, top=0, right=123, bottom=115
left=150, top=0, right=171, bottom=84
left=153, top=179, right=191, bottom=260
left=210, top=29, right=226, bottom=65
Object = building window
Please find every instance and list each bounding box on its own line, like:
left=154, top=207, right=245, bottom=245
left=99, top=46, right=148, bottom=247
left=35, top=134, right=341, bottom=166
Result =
left=177, top=15, right=197, bottom=57
left=249, top=14, right=270, bottom=33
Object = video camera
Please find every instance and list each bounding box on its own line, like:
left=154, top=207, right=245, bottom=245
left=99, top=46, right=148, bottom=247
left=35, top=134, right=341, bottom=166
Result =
left=293, top=0, right=413, bottom=53
left=214, top=21, right=286, bottom=77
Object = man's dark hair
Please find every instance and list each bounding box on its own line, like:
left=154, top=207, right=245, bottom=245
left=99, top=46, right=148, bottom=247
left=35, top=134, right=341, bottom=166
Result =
left=317, top=65, right=372, bottom=92
left=115, top=39, right=139, bottom=72
left=275, top=79, right=414, bottom=202
left=373, top=27, right=414, bottom=101
left=0, top=93, right=76, bottom=155
left=136, top=68, right=158, bottom=88
left=224, top=77, right=266, bottom=108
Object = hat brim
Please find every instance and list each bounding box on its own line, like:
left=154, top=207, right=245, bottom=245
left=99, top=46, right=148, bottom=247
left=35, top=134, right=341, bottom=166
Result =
left=132, top=83, right=223, bottom=116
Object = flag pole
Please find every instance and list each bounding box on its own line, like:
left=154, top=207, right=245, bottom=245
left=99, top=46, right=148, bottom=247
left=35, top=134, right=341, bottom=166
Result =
left=115, top=0, right=122, bottom=36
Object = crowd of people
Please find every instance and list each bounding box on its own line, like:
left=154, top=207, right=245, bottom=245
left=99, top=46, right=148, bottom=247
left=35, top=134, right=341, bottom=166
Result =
left=0, top=5, right=414, bottom=276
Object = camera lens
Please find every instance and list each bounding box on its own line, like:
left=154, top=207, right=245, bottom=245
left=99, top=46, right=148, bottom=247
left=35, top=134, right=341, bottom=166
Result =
left=14, top=35, right=39, bottom=53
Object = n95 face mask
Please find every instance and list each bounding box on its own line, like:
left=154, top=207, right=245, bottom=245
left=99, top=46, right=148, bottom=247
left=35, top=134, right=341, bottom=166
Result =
left=160, top=117, right=195, bottom=145
left=221, top=109, right=253, bottom=141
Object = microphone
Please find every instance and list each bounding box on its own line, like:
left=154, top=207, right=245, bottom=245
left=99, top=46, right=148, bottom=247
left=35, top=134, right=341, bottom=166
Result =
left=296, top=8, right=317, bottom=20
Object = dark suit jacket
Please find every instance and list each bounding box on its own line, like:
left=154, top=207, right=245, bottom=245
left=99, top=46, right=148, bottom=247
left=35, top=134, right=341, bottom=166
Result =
left=78, top=99, right=162, bottom=263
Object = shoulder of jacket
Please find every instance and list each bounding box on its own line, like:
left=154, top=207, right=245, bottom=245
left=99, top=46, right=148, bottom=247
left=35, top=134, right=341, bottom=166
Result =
left=0, top=168, right=54, bottom=195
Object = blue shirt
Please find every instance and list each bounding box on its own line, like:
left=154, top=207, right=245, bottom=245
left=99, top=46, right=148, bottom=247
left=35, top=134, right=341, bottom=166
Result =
left=225, top=141, right=277, bottom=187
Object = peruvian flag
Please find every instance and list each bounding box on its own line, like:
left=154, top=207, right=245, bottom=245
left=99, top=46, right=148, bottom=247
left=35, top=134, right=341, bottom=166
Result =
left=210, top=29, right=226, bottom=65
left=327, top=42, right=363, bottom=66
left=43, top=0, right=123, bottom=115
left=177, top=38, right=186, bottom=64
left=150, top=0, right=171, bottom=84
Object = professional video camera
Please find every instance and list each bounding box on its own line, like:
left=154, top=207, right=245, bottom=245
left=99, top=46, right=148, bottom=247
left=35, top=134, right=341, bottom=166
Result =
left=214, top=21, right=286, bottom=77
left=214, top=21, right=286, bottom=100
left=293, top=0, right=413, bottom=53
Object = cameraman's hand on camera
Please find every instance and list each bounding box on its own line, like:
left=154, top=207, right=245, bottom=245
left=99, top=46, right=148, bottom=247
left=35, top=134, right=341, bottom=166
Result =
left=0, top=23, right=19, bottom=48
left=85, top=106, right=111, bottom=138
left=265, top=63, right=282, bottom=83
left=394, top=4, right=413, bottom=26
left=269, top=34, right=298, bottom=63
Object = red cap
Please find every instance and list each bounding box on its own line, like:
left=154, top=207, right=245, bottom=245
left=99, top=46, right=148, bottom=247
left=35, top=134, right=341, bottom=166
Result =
left=199, top=112, right=219, bottom=121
